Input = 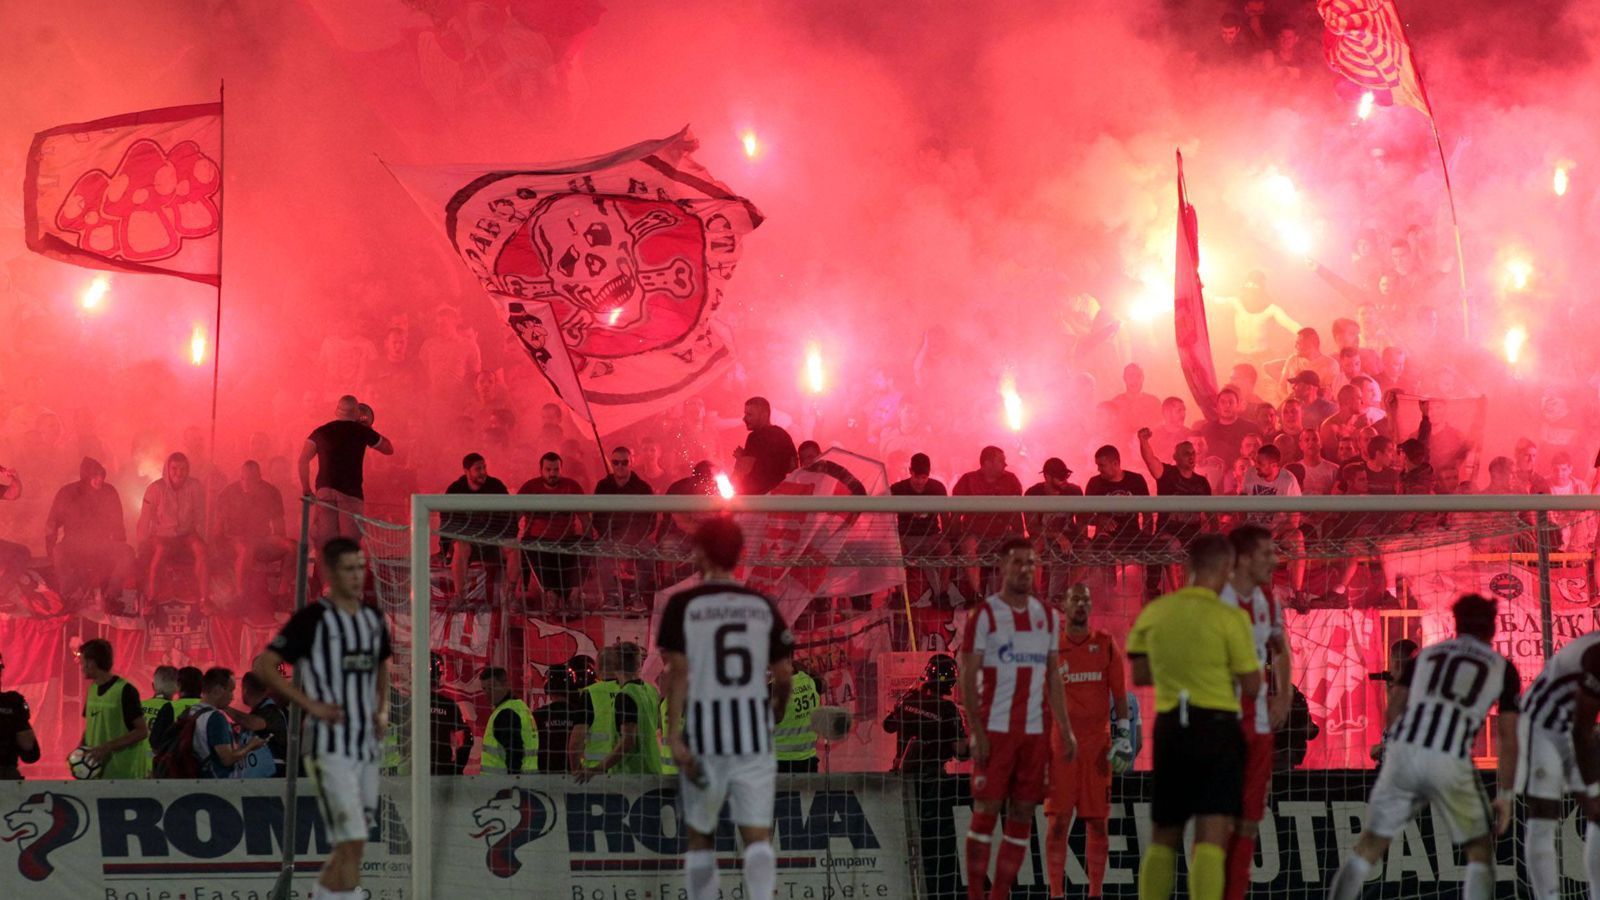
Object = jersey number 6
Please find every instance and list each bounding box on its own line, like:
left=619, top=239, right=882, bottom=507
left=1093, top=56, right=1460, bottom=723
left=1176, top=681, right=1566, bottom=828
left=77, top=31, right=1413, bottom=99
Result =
left=715, top=623, right=754, bottom=687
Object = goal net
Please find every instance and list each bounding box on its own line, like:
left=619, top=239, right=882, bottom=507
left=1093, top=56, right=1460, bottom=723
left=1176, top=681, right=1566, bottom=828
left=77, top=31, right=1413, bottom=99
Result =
left=374, top=490, right=1595, bottom=899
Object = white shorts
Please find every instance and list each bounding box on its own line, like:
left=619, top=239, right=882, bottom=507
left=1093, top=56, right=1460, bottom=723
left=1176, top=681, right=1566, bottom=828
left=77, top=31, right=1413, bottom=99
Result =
left=1515, top=720, right=1583, bottom=801
left=307, top=754, right=379, bottom=845
left=1365, top=745, right=1491, bottom=843
left=679, top=753, right=776, bottom=836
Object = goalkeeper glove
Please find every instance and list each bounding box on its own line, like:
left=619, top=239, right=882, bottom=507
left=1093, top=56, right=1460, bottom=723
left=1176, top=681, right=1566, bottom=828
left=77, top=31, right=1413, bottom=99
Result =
left=1110, top=719, right=1134, bottom=775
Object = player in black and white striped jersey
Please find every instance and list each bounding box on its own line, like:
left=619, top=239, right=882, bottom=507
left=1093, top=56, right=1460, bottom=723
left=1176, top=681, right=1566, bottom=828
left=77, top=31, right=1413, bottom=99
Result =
left=657, top=517, right=794, bottom=900
left=1515, top=631, right=1600, bottom=900
left=254, top=537, right=392, bottom=900
left=1328, top=594, right=1520, bottom=900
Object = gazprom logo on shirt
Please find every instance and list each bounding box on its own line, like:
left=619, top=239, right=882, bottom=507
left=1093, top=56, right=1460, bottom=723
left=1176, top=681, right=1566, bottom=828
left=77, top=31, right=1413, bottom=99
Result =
left=995, top=642, right=1049, bottom=666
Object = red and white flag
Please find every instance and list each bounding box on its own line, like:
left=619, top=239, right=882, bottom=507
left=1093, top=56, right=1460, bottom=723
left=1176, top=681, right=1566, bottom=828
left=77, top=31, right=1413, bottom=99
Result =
left=1319, top=0, right=1432, bottom=116
left=386, top=127, right=762, bottom=431
left=25, top=103, right=223, bottom=285
left=1173, top=151, right=1220, bottom=422
left=739, top=447, right=906, bottom=623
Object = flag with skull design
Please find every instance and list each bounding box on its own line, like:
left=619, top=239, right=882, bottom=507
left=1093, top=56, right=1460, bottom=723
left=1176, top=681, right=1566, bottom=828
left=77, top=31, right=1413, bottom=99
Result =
left=387, top=127, right=763, bottom=430
left=25, top=103, right=223, bottom=285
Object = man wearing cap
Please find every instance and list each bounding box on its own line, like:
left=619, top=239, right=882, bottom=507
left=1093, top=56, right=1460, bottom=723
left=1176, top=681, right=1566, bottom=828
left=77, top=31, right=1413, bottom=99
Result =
left=1276, top=328, right=1337, bottom=402
left=1025, top=459, right=1084, bottom=601
left=1288, top=370, right=1337, bottom=429
left=890, top=454, right=950, bottom=607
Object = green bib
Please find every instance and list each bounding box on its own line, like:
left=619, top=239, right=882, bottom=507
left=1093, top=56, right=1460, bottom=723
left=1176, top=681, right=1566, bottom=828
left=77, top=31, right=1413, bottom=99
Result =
left=775, top=671, right=820, bottom=761
left=583, top=681, right=622, bottom=764
left=139, top=697, right=173, bottom=762
left=85, top=677, right=150, bottom=780
left=658, top=696, right=677, bottom=775
left=613, top=681, right=663, bottom=775
left=481, top=699, right=538, bottom=773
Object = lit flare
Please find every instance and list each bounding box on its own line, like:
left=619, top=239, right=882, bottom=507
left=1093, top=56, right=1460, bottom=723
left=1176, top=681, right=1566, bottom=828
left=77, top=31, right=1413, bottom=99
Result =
left=803, top=342, right=825, bottom=394
left=1503, top=326, right=1527, bottom=365
left=190, top=323, right=207, bottom=366
left=80, top=275, right=110, bottom=312
left=1000, top=373, right=1025, bottom=432
left=714, top=472, right=736, bottom=499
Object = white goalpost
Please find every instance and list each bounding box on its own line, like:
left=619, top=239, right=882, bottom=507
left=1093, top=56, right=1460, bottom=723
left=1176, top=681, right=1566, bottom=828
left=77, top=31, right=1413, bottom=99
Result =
left=393, top=491, right=1599, bottom=900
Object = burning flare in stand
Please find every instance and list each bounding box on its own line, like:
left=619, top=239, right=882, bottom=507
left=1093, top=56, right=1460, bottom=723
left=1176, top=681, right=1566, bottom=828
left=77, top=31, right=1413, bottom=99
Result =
left=1357, top=91, right=1376, bottom=120
left=190, top=323, right=207, bottom=366
left=714, top=472, right=736, bottom=499
left=1000, top=372, right=1025, bottom=432
left=1553, top=164, right=1571, bottom=197
left=1503, top=325, right=1527, bottom=366
left=741, top=130, right=760, bottom=159
left=80, top=275, right=109, bottom=312
left=803, top=342, right=825, bottom=394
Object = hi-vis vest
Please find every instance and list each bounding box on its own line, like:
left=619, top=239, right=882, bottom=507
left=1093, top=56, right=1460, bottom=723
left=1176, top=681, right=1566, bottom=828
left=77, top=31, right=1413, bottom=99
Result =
left=658, top=696, right=677, bottom=775
left=775, top=671, right=820, bottom=762
left=140, top=697, right=173, bottom=761
left=85, top=677, right=150, bottom=780
left=583, top=681, right=622, bottom=765
left=481, top=698, right=538, bottom=773
left=613, top=681, right=663, bottom=775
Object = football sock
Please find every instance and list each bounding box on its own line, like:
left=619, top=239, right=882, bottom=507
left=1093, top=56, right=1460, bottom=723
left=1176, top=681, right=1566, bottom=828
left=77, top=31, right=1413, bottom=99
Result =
left=686, top=849, right=718, bottom=900
left=1463, top=861, right=1493, bottom=900
left=1223, top=831, right=1255, bottom=900
left=1138, top=843, right=1177, bottom=900
left=989, top=817, right=1033, bottom=900
left=966, top=810, right=998, bottom=900
left=1327, top=852, right=1372, bottom=900
left=1045, top=814, right=1072, bottom=899
left=1085, top=817, right=1109, bottom=897
left=743, top=840, right=777, bottom=900
left=1524, top=818, right=1558, bottom=900
left=1190, top=842, right=1226, bottom=900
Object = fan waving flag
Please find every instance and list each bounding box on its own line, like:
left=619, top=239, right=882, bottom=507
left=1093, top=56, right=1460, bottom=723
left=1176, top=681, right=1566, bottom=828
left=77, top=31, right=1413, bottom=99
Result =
left=387, top=127, right=762, bottom=432
left=1174, top=151, right=1220, bottom=422
left=1319, top=0, right=1432, bottom=116
left=25, top=103, right=223, bottom=285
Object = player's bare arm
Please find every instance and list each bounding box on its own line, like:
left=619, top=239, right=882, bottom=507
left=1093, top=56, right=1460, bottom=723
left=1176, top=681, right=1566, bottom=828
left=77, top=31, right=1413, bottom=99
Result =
left=1130, top=655, right=1152, bottom=687
left=1045, top=649, right=1077, bottom=761
left=957, top=650, right=987, bottom=762
left=253, top=649, right=343, bottom=723
left=662, top=650, right=700, bottom=783
left=1492, top=711, right=1518, bottom=835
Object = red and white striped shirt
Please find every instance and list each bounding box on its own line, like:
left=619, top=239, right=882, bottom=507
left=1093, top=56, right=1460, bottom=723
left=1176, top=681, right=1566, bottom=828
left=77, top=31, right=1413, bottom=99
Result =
left=960, top=594, right=1059, bottom=735
left=1221, top=583, right=1282, bottom=735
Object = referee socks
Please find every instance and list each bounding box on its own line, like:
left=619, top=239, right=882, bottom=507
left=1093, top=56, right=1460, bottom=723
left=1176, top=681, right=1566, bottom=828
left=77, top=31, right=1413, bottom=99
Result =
left=1137, top=843, right=1176, bottom=900
left=1189, top=843, right=1226, bottom=900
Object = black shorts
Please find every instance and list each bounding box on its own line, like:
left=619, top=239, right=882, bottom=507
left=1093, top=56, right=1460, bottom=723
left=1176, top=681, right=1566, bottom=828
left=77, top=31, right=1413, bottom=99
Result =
left=1151, top=708, right=1245, bottom=827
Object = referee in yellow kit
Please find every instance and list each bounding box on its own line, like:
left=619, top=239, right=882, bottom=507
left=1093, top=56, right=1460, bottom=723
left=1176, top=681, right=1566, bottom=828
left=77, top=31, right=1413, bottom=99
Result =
left=1127, top=534, right=1261, bottom=900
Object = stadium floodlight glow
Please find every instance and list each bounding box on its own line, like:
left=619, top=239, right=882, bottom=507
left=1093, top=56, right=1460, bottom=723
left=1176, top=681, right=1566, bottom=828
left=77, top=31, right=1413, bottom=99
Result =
left=714, top=472, right=736, bottom=499
left=189, top=323, right=207, bottom=366
left=1357, top=91, right=1376, bottom=120
left=80, top=274, right=110, bottom=312
left=803, top=341, right=825, bottom=394
left=999, top=372, right=1025, bottom=432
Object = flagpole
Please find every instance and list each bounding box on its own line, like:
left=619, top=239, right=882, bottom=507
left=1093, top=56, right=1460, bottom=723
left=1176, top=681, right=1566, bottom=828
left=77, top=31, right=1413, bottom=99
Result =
left=210, top=80, right=225, bottom=463
left=1391, top=0, right=1470, bottom=340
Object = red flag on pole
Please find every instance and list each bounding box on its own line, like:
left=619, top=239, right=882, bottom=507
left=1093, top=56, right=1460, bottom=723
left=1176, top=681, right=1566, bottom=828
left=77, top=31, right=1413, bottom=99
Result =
left=1318, top=0, right=1432, bottom=116
left=1174, top=151, right=1220, bottom=422
left=25, top=103, right=223, bottom=285
left=386, top=128, right=762, bottom=433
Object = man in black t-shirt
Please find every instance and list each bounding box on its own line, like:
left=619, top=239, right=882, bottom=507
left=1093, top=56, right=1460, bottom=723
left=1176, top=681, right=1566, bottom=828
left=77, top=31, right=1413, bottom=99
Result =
left=241, top=672, right=288, bottom=777
left=1084, top=445, right=1151, bottom=544
left=1137, top=429, right=1212, bottom=597
left=299, top=395, right=394, bottom=546
left=443, top=453, right=512, bottom=601
left=733, top=396, right=797, bottom=495
left=0, top=652, right=40, bottom=779
left=1197, top=387, right=1263, bottom=467
left=1024, top=457, right=1084, bottom=600
left=890, top=453, right=949, bottom=606
left=594, top=446, right=657, bottom=609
